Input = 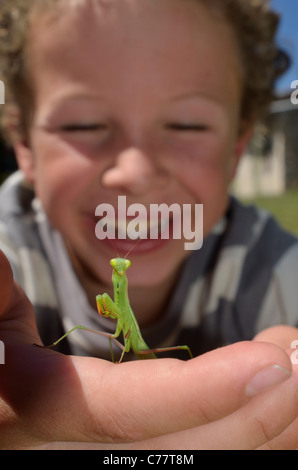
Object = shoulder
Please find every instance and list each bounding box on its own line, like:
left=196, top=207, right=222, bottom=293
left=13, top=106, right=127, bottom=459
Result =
left=0, top=171, right=40, bottom=250
left=0, top=170, right=35, bottom=220
left=227, top=197, right=298, bottom=331
left=228, top=196, right=298, bottom=266
left=172, top=197, right=298, bottom=351
left=0, top=172, right=49, bottom=290
left=0, top=171, right=38, bottom=262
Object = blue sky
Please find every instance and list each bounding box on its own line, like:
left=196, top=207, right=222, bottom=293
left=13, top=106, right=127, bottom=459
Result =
left=271, top=0, right=298, bottom=93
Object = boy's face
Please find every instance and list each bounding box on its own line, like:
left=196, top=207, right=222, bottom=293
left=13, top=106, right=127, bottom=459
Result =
left=17, top=0, right=248, bottom=288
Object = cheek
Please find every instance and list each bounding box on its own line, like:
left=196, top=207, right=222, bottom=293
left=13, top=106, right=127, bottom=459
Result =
left=35, top=158, right=78, bottom=205
left=174, top=146, right=231, bottom=200
left=169, top=143, right=233, bottom=231
left=31, top=136, right=97, bottom=221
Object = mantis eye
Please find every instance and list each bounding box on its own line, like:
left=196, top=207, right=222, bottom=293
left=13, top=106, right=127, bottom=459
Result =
left=110, top=259, right=116, bottom=269
left=125, top=259, right=131, bottom=270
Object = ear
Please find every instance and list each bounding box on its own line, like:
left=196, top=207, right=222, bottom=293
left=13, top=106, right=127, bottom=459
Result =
left=229, top=124, right=254, bottom=181
left=13, top=139, right=36, bottom=185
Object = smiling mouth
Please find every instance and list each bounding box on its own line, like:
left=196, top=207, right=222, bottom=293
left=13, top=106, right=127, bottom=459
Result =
left=94, top=215, right=173, bottom=240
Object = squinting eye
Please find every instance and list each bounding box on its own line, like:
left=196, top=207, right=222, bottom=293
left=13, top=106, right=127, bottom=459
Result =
left=60, top=124, right=107, bottom=132
left=166, top=123, right=208, bottom=132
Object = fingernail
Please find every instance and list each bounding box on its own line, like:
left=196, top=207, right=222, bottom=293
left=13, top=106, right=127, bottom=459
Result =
left=246, top=364, right=292, bottom=397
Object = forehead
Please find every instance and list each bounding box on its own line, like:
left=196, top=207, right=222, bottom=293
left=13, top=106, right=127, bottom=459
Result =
left=28, top=0, right=242, bottom=107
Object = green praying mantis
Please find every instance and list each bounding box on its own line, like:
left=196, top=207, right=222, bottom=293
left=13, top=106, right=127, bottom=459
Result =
left=39, top=257, right=193, bottom=363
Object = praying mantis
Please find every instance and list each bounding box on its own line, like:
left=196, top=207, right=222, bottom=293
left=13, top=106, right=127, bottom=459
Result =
left=39, top=257, right=193, bottom=362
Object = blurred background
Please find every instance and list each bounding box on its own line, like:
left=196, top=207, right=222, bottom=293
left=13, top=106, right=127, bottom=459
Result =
left=233, top=0, right=298, bottom=235
left=0, top=0, right=298, bottom=234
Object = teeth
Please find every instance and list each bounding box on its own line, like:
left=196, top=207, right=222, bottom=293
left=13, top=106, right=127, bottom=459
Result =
left=95, top=217, right=163, bottom=237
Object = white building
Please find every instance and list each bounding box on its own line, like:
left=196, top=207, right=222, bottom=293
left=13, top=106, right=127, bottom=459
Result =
left=233, top=98, right=298, bottom=198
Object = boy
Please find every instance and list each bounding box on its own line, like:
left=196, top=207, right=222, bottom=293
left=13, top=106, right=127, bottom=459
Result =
left=0, top=0, right=297, bottom=449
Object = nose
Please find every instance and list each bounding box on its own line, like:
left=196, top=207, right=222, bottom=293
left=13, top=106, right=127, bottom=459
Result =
left=101, top=147, right=168, bottom=195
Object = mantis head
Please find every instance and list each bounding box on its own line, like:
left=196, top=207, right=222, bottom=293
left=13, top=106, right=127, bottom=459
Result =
left=110, top=258, right=131, bottom=276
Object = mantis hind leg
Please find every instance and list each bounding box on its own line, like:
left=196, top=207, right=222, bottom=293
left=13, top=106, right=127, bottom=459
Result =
left=34, top=325, right=125, bottom=363
left=116, top=329, right=132, bottom=364
left=137, top=344, right=193, bottom=360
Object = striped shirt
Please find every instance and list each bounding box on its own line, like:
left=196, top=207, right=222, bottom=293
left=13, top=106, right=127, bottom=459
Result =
left=1, top=171, right=298, bottom=359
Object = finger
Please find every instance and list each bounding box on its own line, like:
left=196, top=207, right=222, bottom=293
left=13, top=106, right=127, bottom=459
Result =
left=1, top=339, right=293, bottom=448
left=257, top=416, right=298, bottom=450
left=254, top=325, right=298, bottom=350
left=257, top=363, right=298, bottom=450
left=126, top=366, right=298, bottom=450
left=201, top=369, right=298, bottom=450
left=0, top=249, right=14, bottom=315
left=0, top=251, right=42, bottom=344
left=28, top=414, right=298, bottom=450
left=100, top=341, right=293, bottom=442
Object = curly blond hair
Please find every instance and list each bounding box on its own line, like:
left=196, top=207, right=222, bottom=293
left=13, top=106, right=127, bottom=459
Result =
left=0, top=0, right=290, bottom=142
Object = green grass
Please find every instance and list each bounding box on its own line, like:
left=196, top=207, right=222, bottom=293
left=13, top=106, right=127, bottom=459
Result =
left=242, top=189, right=298, bottom=236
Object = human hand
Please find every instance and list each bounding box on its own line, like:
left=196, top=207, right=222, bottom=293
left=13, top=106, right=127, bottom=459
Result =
left=0, top=250, right=297, bottom=450
left=252, top=325, right=298, bottom=450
